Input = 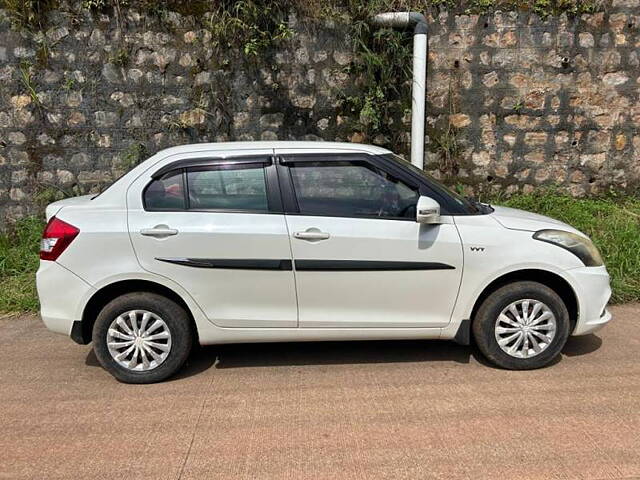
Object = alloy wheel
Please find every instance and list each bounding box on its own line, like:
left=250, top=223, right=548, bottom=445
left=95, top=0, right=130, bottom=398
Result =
left=106, top=310, right=172, bottom=371
left=494, top=299, right=557, bottom=359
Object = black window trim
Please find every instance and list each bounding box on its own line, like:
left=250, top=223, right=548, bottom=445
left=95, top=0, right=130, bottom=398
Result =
left=276, top=152, right=438, bottom=222
left=151, top=155, right=272, bottom=179
left=143, top=155, right=283, bottom=214
left=377, top=153, right=468, bottom=215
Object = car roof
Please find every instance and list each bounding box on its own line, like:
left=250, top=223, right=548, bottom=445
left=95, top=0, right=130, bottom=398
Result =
left=154, top=141, right=392, bottom=157
left=94, top=141, right=394, bottom=206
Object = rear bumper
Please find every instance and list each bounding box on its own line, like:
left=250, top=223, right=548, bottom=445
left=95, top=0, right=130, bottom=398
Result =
left=36, top=260, right=94, bottom=338
left=567, top=265, right=612, bottom=336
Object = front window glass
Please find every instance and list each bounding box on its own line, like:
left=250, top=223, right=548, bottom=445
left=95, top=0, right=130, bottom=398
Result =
left=384, top=153, right=480, bottom=214
left=186, top=164, right=268, bottom=211
left=289, top=161, right=419, bottom=219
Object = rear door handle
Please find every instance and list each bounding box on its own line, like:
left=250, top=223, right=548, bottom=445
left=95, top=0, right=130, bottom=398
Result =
left=293, top=230, right=330, bottom=241
left=140, top=225, right=178, bottom=238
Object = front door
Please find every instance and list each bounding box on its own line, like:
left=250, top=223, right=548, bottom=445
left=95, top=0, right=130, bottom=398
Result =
left=277, top=151, right=463, bottom=328
left=127, top=150, right=297, bottom=328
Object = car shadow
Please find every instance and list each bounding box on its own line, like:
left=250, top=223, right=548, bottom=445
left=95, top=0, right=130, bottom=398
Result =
left=85, top=340, right=475, bottom=381
left=562, top=334, right=602, bottom=357
left=84, top=346, right=218, bottom=381
left=179, top=334, right=603, bottom=375
left=84, top=334, right=603, bottom=380
left=85, top=349, right=100, bottom=367
left=205, top=339, right=473, bottom=370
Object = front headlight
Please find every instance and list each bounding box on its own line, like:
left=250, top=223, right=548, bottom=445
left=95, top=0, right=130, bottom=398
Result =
left=533, top=229, right=603, bottom=267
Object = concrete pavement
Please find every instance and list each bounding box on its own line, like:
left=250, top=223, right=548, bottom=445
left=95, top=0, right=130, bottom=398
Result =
left=1, top=304, right=639, bottom=480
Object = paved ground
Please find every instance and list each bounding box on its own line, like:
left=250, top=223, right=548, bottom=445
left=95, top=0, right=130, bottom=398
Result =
left=1, top=305, right=639, bottom=480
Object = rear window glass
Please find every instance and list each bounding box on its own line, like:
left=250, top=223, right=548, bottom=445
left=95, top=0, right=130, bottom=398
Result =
left=143, top=170, right=185, bottom=210
left=186, top=165, right=268, bottom=211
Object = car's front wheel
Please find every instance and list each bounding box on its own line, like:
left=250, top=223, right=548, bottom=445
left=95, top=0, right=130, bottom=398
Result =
left=92, top=292, right=193, bottom=383
left=472, top=281, right=570, bottom=370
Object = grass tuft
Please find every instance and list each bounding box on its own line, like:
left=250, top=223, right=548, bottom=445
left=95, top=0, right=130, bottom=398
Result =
left=0, top=217, right=43, bottom=314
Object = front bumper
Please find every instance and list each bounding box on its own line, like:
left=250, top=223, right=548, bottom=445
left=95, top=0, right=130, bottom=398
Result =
left=574, top=308, right=612, bottom=336
left=567, top=265, right=612, bottom=336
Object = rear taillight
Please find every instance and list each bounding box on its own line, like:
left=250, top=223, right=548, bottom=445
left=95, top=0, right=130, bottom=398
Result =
left=40, top=217, right=80, bottom=261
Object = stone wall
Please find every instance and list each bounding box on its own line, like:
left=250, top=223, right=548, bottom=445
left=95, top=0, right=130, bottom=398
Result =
left=426, top=3, right=640, bottom=198
left=0, top=1, right=639, bottom=225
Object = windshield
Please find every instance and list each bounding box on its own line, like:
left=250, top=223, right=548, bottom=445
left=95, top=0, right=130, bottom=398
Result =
left=385, top=153, right=481, bottom=214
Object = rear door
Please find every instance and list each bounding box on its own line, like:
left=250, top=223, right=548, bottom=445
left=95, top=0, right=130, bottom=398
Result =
left=127, top=150, right=298, bottom=328
left=276, top=150, right=464, bottom=329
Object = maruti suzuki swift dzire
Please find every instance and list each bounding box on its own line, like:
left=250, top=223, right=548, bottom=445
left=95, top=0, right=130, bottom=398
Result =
left=37, top=142, right=612, bottom=383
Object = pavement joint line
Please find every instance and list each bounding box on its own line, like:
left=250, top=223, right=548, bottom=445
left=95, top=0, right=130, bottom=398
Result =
left=175, top=368, right=216, bottom=480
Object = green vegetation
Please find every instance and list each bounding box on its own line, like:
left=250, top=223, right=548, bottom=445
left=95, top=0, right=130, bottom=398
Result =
left=0, top=217, right=42, bottom=313
left=18, top=61, right=42, bottom=109
left=108, top=47, right=130, bottom=67
left=431, top=78, right=462, bottom=177
left=207, top=1, right=294, bottom=57
left=339, top=24, right=412, bottom=136
left=432, top=122, right=461, bottom=176
left=119, top=142, right=147, bottom=170
left=512, top=99, right=524, bottom=114
left=1, top=193, right=638, bottom=314
left=33, top=186, right=67, bottom=206
left=1, top=0, right=58, bottom=31
left=62, top=73, right=76, bottom=91
left=82, top=0, right=107, bottom=9
left=496, top=192, right=640, bottom=304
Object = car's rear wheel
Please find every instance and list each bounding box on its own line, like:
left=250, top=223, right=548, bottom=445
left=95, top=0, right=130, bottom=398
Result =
left=92, top=292, right=193, bottom=383
left=472, top=281, right=570, bottom=370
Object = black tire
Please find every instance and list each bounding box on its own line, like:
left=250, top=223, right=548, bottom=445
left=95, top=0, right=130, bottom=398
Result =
left=472, top=281, right=570, bottom=370
left=92, top=292, right=193, bottom=383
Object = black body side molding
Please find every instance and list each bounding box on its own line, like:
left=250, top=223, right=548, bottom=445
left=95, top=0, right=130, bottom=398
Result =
left=156, top=258, right=456, bottom=272
left=294, top=260, right=455, bottom=271
left=156, top=258, right=293, bottom=270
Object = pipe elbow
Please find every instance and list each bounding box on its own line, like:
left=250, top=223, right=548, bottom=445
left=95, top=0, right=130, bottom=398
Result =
left=372, top=11, right=427, bottom=31
left=407, top=12, right=427, bottom=26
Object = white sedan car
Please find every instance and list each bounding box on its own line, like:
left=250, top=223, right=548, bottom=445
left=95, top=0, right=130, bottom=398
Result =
left=37, top=142, right=612, bottom=383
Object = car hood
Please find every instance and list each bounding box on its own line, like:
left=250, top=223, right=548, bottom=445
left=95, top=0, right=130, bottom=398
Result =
left=490, top=205, right=583, bottom=236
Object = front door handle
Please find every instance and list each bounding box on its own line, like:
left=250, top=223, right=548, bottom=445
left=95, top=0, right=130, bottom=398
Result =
left=140, top=225, right=178, bottom=238
left=293, top=230, right=330, bottom=241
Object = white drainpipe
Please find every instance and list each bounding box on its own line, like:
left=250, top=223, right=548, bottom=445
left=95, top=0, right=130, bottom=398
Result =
left=372, top=12, right=428, bottom=169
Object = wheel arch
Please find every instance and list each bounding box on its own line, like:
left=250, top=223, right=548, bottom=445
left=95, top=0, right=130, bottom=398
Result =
left=77, top=279, right=198, bottom=345
left=470, top=269, right=579, bottom=333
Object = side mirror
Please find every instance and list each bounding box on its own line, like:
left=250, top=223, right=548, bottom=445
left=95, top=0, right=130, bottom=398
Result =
left=416, top=196, right=441, bottom=224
